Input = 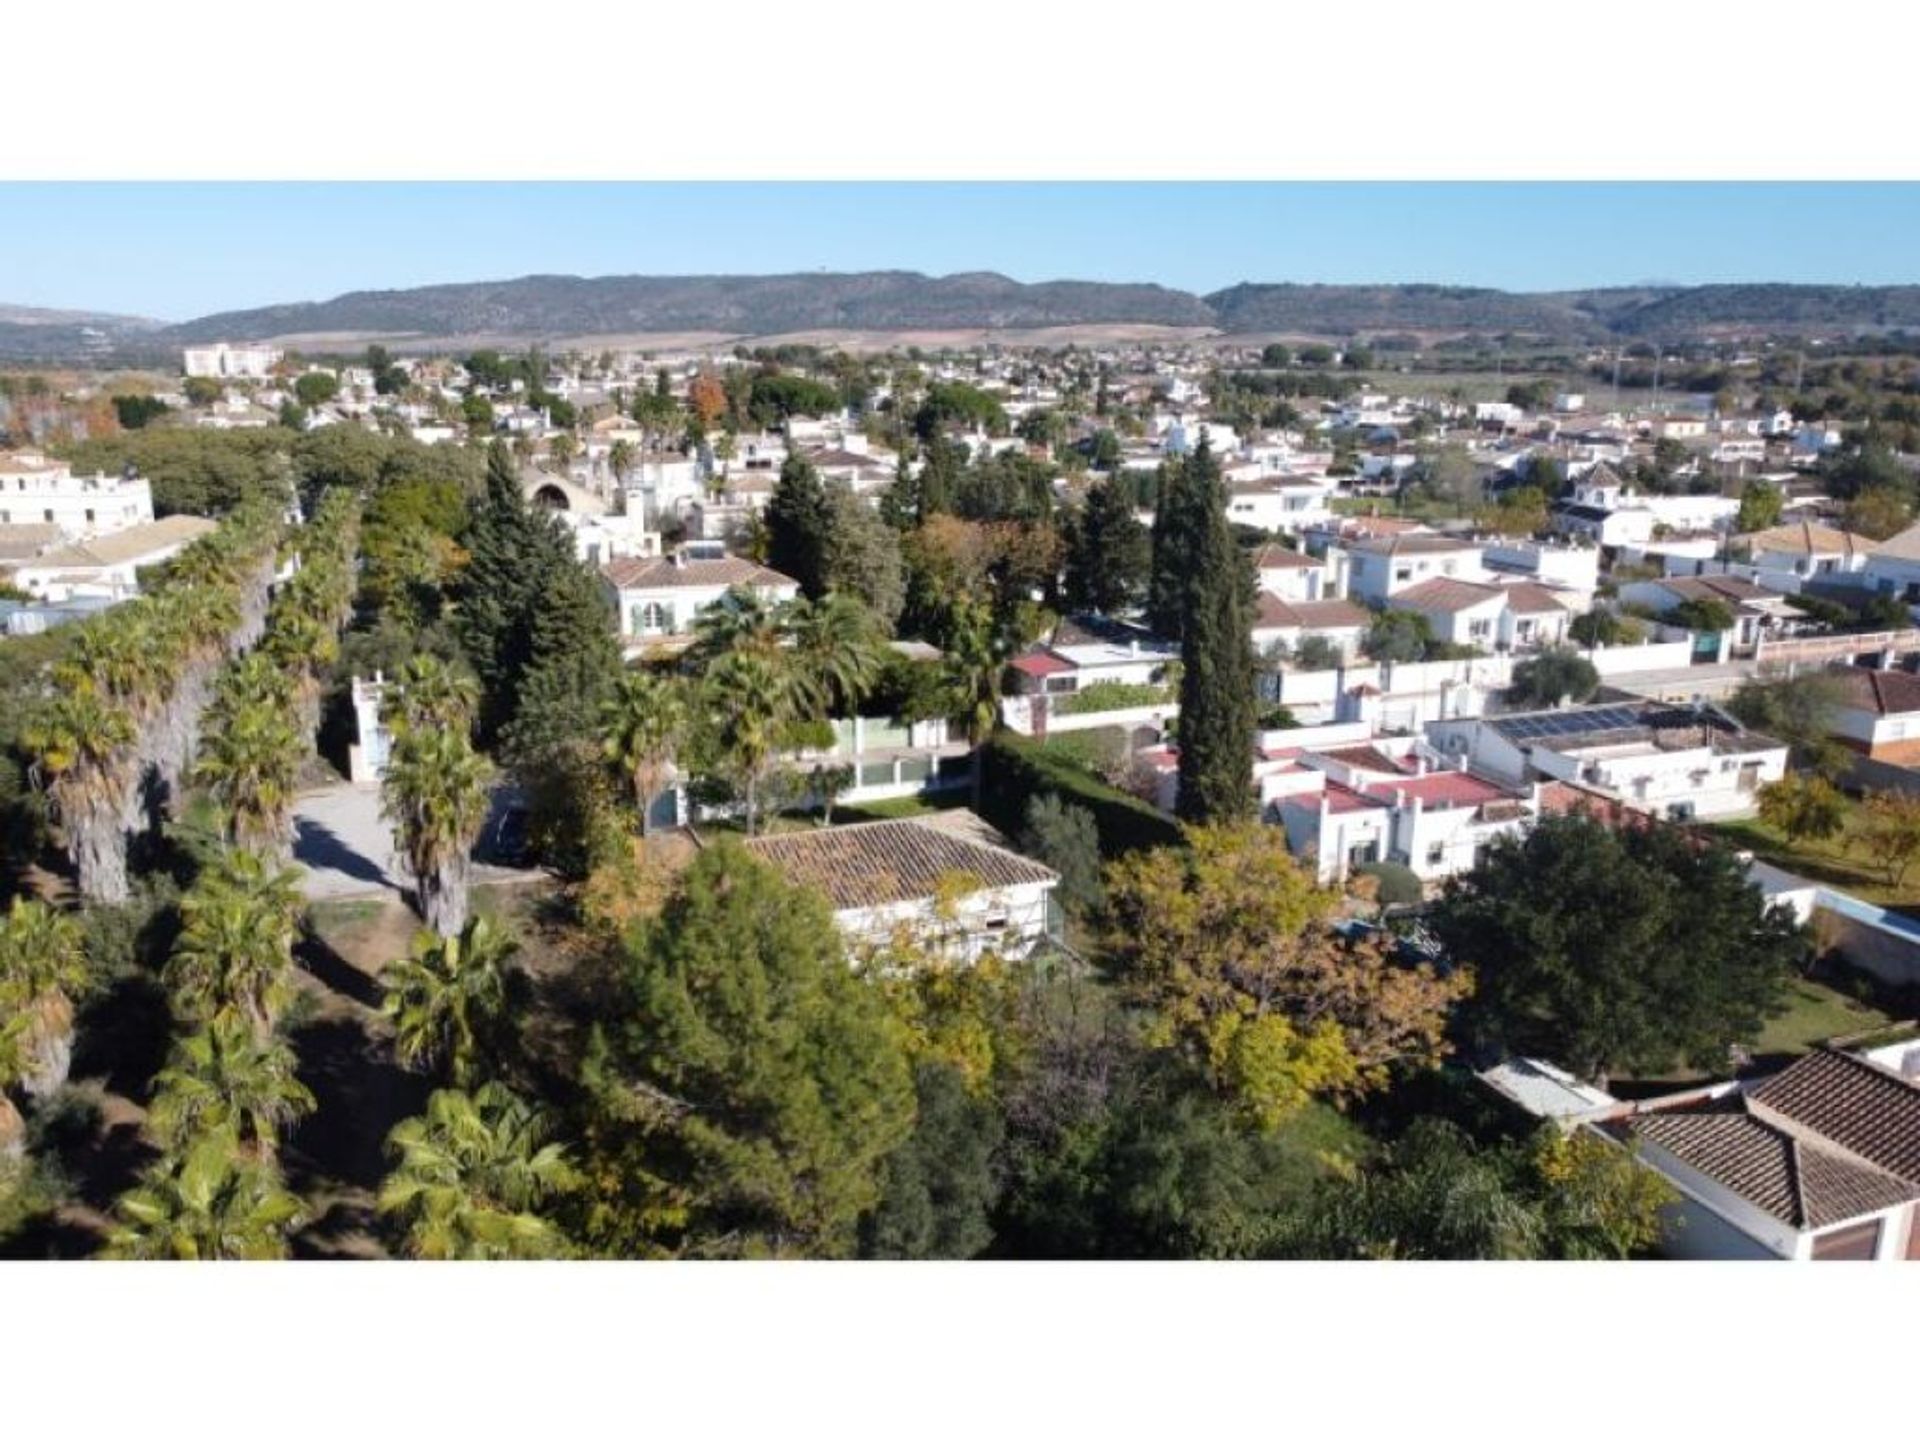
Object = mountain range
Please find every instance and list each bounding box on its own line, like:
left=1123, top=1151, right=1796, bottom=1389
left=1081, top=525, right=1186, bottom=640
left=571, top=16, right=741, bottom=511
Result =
left=9, top=273, right=1920, bottom=363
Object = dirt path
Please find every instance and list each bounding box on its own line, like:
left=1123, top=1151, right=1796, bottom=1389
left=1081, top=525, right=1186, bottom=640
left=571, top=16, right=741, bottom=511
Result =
left=284, top=895, right=427, bottom=1259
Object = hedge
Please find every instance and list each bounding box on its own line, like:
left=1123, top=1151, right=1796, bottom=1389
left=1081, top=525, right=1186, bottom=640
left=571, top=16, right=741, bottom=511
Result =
left=978, top=732, right=1183, bottom=861
left=1054, top=680, right=1172, bottom=716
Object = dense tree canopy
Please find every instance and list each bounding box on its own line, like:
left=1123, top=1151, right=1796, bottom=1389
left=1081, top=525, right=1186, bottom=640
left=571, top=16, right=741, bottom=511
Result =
left=1429, top=814, right=1805, bottom=1084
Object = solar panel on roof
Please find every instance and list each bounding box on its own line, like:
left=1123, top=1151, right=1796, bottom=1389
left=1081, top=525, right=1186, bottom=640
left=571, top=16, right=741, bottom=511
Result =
left=1496, top=703, right=1655, bottom=743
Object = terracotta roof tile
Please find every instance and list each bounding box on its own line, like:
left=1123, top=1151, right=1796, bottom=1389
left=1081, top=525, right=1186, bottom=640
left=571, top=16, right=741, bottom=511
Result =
left=1251, top=543, right=1319, bottom=571
left=1749, top=1048, right=1920, bottom=1186
left=743, top=818, right=1057, bottom=911
left=1253, top=593, right=1371, bottom=630
left=1390, top=577, right=1505, bottom=614
left=1630, top=1107, right=1917, bottom=1229
left=601, top=554, right=797, bottom=590
left=1827, top=667, right=1920, bottom=719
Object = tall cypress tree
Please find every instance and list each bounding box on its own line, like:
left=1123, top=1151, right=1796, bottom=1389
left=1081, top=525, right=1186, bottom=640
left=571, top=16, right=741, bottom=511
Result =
left=1147, top=455, right=1196, bottom=640
left=766, top=453, right=833, bottom=597
left=1174, top=441, right=1257, bottom=825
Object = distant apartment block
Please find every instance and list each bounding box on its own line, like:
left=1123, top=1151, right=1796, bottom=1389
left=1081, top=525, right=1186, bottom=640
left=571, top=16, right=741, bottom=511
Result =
left=182, top=342, right=284, bottom=380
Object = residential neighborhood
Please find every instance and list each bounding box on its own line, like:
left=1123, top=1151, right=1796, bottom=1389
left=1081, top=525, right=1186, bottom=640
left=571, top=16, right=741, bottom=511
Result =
left=12, top=207, right=1920, bottom=1280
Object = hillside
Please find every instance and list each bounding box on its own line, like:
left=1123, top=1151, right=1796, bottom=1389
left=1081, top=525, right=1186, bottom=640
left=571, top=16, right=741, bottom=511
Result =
left=159, top=271, right=1217, bottom=345
left=8, top=273, right=1920, bottom=364
left=1203, top=282, right=1619, bottom=339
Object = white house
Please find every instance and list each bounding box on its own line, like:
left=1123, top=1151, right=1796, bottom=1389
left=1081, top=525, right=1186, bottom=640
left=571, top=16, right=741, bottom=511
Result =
left=1615, top=573, right=1802, bottom=654
left=1551, top=464, right=1739, bottom=547
left=1387, top=578, right=1509, bottom=650
left=741, top=815, right=1061, bottom=964
left=620, top=452, right=707, bottom=523
left=10, top=514, right=217, bottom=603
left=1224, top=475, right=1337, bottom=535
left=1424, top=699, right=1787, bottom=823
left=1825, top=666, right=1920, bottom=765
left=0, top=451, right=154, bottom=539
left=1251, top=594, right=1371, bottom=661
left=1479, top=536, right=1599, bottom=603
left=600, top=549, right=799, bottom=655
left=1860, top=521, right=1920, bottom=608
left=1741, top=521, right=1879, bottom=586
left=1343, top=533, right=1487, bottom=606
left=1269, top=739, right=1540, bottom=887
left=1251, top=542, right=1338, bottom=602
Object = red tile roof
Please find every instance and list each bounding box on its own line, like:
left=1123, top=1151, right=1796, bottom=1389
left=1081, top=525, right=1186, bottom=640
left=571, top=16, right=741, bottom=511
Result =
left=1010, top=652, right=1073, bottom=678
left=1828, top=666, right=1920, bottom=718
left=1499, top=581, right=1574, bottom=615
left=1314, top=744, right=1414, bottom=774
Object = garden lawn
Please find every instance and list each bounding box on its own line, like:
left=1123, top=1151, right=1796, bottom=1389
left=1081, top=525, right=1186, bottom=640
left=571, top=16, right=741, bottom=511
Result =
left=1756, top=976, right=1894, bottom=1060
left=1714, top=800, right=1920, bottom=916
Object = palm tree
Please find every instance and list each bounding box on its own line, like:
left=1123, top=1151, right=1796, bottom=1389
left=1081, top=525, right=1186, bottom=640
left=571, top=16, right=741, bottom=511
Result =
left=379, top=653, right=480, bottom=741
left=382, top=727, right=496, bottom=938
left=703, top=649, right=788, bottom=836
left=685, top=586, right=783, bottom=669
left=941, top=599, right=1007, bottom=808
left=195, top=699, right=303, bottom=857
left=609, top=438, right=636, bottom=485
left=0, top=897, right=87, bottom=1099
left=0, top=1011, right=31, bottom=1159
left=262, top=604, right=337, bottom=750
left=150, top=583, right=246, bottom=810
left=145, top=1011, right=315, bottom=1163
left=166, top=849, right=304, bottom=1035
left=381, top=917, right=512, bottom=1088
left=376, top=1083, right=577, bottom=1260
left=785, top=592, right=888, bottom=722
left=104, top=1128, right=308, bottom=1260
left=23, top=688, right=138, bottom=904
left=600, top=669, right=688, bottom=836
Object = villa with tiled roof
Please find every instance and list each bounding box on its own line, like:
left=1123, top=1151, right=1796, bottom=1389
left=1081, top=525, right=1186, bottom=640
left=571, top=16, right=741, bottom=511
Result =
left=599, top=547, right=799, bottom=654
left=1607, top=1047, right=1920, bottom=1260
left=740, top=815, right=1060, bottom=963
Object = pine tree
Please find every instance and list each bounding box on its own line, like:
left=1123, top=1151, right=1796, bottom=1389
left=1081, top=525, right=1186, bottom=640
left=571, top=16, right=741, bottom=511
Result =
left=1066, top=477, right=1151, bottom=616
left=1174, top=441, right=1257, bottom=825
left=458, top=442, right=539, bottom=741
left=766, top=454, right=833, bottom=597
left=501, top=520, right=625, bottom=875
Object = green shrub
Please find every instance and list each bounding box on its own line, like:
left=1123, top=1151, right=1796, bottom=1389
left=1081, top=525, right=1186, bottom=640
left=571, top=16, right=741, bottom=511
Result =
left=1054, top=681, right=1172, bottom=716
left=1355, top=861, right=1424, bottom=907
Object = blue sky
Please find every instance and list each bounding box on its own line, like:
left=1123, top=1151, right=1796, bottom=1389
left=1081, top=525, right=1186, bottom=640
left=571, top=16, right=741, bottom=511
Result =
left=6, top=183, right=1920, bottom=322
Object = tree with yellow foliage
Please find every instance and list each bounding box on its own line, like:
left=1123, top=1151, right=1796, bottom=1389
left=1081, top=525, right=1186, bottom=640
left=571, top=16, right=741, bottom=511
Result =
left=1099, top=824, right=1471, bottom=1127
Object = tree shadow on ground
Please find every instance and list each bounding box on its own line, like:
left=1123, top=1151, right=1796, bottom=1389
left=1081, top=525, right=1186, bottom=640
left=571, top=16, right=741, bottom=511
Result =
left=283, top=1016, right=430, bottom=1196
left=293, top=816, right=396, bottom=891
left=70, top=973, right=173, bottom=1101
left=295, top=928, right=384, bottom=1010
